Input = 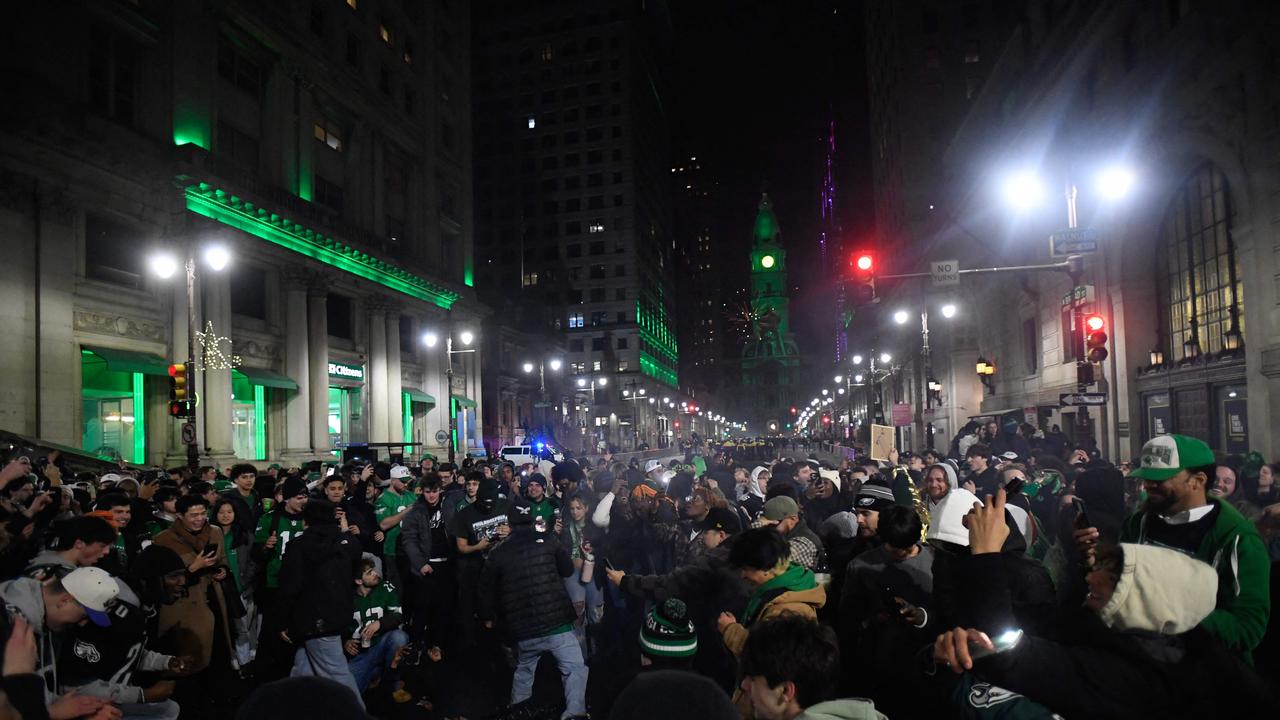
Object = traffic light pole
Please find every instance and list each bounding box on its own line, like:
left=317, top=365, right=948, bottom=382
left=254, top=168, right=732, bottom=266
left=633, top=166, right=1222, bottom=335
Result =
left=185, top=255, right=199, bottom=472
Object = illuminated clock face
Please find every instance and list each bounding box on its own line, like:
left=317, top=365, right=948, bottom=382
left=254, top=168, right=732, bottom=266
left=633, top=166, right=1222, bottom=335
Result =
left=760, top=254, right=776, bottom=269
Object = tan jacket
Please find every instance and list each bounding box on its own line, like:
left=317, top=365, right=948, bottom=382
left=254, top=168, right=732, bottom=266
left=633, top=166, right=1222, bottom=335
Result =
left=722, top=585, right=827, bottom=718
left=153, top=524, right=234, bottom=672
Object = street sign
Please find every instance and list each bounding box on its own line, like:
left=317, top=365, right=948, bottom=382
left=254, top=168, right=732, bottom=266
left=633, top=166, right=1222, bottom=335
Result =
left=434, top=430, right=450, bottom=444
left=1050, top=227, right=1099, bottom=257
left=1059, top=392, right=1107, bottom=407
left=931, top=259, right=959, bottom=286
left=891, top=402, right=913, bottom=427
left=1060, top=284, right=1095, bottom=309
left=181, top=422, right=197, bottom=446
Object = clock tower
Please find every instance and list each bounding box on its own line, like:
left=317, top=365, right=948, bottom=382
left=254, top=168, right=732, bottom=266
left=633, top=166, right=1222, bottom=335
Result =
left=740, top=194, right=801, bottom=432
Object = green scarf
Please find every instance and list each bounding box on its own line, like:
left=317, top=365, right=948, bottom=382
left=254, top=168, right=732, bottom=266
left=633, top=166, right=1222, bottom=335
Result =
left=743, top=563, right=816, bottom=624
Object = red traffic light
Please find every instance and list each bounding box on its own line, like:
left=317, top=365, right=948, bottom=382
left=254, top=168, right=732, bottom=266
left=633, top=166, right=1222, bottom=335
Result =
left=790, top=406, right=797, bottom=415
left=1084, top=314, right=1105, bottom=333
left=854, top=254, right=874, bottom=272
left=1085, top=314, right=1109, bottom=364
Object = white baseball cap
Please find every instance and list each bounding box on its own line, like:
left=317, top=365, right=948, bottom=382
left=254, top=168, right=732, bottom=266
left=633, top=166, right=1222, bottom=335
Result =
left=62, top=567, right=120, bottom=627
left=390, top=465, right=412, bottom=480
left=644, top=459, right=664, bottom=474
left=98, top=473, right=122, bottom=485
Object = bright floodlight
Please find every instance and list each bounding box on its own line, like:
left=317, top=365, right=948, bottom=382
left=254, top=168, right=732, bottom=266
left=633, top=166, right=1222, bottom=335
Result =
left=893, top=310, right=909, bottom=325
left=879, top=352, right=892, bottom=364
left=548, top=359, right=563, bottom=371
left=149, top=252, right=178, bottom=279
left=597, top=377, right=607, bottom=386
left=837, top=388, right=845, bottom=395
left=522, top=362, right=535, bottom=374
left=576, top=378, right=587, bottom=387
left=422, top=332, right=439, bottom=347
left=1097, top=166, right=1135, bottom=200
left=1001, top=171, right=1044, bottom=211
left=204, top=245, right=231, bottom=271
left=821, top=389, right=829, bottom=396
left=941, top=303, right=957, bottom=318
left=834, top=375, right=844, bottom=384
left=852, top=354, right=864, bottom=365
left=855, top=374, right=864, bottom=383
left=459, top=330, right=475, bottom=346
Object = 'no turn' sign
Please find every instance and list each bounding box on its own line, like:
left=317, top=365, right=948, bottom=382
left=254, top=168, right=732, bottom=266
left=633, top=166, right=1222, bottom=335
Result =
left=931, top=259, right=959, bottom=286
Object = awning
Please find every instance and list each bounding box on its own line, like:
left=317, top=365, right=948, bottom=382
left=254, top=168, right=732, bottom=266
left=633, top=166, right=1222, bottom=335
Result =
left=81, top=346, right=170, bottom=376
left=451, top=395, right=477, bottom=409
left=404, top=388, right=436, bottom=405
left=234, top=366, right=299, bottom=390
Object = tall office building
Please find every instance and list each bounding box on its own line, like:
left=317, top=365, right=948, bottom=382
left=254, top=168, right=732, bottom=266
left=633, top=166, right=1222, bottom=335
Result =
left=472, top=0, right=676, bottom=451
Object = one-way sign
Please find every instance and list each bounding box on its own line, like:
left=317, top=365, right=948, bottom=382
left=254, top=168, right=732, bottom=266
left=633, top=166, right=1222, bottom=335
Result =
left=1059, top=392, right=1107, bottom=407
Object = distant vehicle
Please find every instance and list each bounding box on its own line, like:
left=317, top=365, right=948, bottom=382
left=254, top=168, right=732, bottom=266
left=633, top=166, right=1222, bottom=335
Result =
left=498, top=443, right=564, bottom=466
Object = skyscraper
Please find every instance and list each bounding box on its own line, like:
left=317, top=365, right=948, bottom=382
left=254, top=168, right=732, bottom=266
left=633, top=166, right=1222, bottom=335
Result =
left=472, top=0, right=676, bottom=451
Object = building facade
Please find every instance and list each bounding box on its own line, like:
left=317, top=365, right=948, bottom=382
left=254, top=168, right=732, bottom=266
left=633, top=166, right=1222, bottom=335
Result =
left=0, top=0, right=482, bottom=467
left=941, top=0, right=1280, bottom=458
left=471, top=0, right=678, bottom=451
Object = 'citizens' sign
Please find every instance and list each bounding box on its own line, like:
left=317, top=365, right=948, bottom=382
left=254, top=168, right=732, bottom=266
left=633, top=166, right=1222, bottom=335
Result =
left=328, top=362, right=365, bottom=380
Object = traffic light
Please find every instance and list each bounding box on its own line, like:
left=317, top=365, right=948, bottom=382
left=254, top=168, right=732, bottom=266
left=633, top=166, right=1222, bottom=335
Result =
left=790, top=406, right=797, bottom=415
left=674, top=420, right=681, bottom=430
left=168, top=363, right=189, bottom=418
left=1085, top=314, right=1109, bottom=363
left=850, top=251, right=877, bottom=305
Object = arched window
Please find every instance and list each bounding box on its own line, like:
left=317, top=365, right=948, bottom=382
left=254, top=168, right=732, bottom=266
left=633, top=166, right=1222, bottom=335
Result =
left=1156, top=163, right=1243, bottom=361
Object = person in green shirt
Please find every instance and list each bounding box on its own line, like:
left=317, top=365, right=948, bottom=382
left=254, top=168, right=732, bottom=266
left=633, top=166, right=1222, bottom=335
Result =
left=345, top=556, right=410, bottom=694
left=251, top=475, right=309, bottom=679
left=376, top=466, right=416, bottom=586
left=522, top=474, right=561, bottom=531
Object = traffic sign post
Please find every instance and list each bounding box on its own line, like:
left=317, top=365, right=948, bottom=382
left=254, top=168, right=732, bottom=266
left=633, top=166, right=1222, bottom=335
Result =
left=1050, top=227, right=1099, bottom=258
left=931, top=259, right=959, bottom=286
left=1059, top=392, right=1107, bottom=407
left=181, top=422, right=197, bottom=446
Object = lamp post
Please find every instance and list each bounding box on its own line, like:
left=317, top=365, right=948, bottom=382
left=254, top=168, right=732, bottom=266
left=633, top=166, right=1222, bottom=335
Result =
left=150, top=243, right=231, bottom=470
left=893, top=302, right=957, bottom=448
left=575, top=376, right=608, bottom=450
left=621, top=380, right=648, bottom=450
left=422, top=328, right=476, bottom=463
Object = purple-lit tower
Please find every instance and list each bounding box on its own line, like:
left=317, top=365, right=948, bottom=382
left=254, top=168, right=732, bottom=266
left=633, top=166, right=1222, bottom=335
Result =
left=820, top=117, right=848, bottom=362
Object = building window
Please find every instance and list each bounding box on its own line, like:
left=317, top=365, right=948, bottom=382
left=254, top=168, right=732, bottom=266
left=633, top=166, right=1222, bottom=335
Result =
left=570, top=362, right=585, bottom=374
left=521, top=272, right=538, bottom=287
left=591, top=337, right=606, bottom=351
left=590, top=311, right=608, bottom=326
left=230, top=266, right=268, bottom=320
left=592, top=361, right=602, bottom=372
left=84, top=214, right=143, bottom=288
left=615, top=264, right=625, bottom=277
left=88, top=27, right=136, bottom=123
left=570, top=339, right=584, bottom=352
left=590, top=288, right=605, bottom=302
left=589, top=264, right=606, bottom=279
left=313, top=119, right=344, bottom=152
left=217, top=35, right=263, bottom=98
left=617, top=360, right=629, bottom=372
left=326, top=294, right=353, bottom=339
left=569, top=312, right=584, bottom=328
left=379, top=22, right=392, bottom=46
left=1158, top=163, right=1243, bottom=360
left=588, top=221, right=605, bottom=233
left=615, top=288, right=626, bottom=301
left=617, top=337, right=629, bottom=349
left=218, top=121, right=259, bottom=168
left=527, top=116, right=536, bottom=129
left=314, top=175, right=344, bottom=212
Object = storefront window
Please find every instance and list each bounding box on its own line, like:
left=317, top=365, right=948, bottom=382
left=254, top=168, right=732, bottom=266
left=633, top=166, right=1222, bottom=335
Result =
left=231, top=372, right=266, bottom=461
left=81, top=351, right=145, bottom=464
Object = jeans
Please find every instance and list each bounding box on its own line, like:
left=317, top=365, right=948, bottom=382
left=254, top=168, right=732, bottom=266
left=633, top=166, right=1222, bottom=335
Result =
left=510, top=629, right=588, bottom=719
left=291, top=635, right=366, bottom=709
left=563, top=575, right=603, bottom=656
left=118, top=700, right=181, bottom=720
left=348, top=628, right=410, bottom=692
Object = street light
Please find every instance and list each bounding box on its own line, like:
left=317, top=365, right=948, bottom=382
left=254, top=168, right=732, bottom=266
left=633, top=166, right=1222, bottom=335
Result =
left=941, top=303, right=957, bottom=319
left=879, top=352, right=892, bottom=364
left=149, top=242, right=233, bottom=469
left=834, top=375, right=843, bottom=384
left=522, top=362, right=535, bottom=374
left=1096, top=166, right=1136, bottom=201
left=459, top=330, right=475, bottom=346
left=421, top=328, right=478, bottom=463
left=422, top=331, right=439, bottom=348
left=851, top=354, right=863, bottom=365
left=1001, top=170, right=1045, bottom=211
left=893, top=309, right=910, bottom=325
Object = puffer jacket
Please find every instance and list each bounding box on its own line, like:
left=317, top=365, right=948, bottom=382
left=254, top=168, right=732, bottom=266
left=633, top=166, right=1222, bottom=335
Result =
left=277, top=522, right=362, bottom=641
left=478, top=526, right=575, bottom=642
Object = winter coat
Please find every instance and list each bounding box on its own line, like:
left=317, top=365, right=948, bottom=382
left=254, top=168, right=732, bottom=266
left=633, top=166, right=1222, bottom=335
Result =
left=400, top=495, right=447, bottom=575
left=152, top=523, right=233, bottom=672
left=796, top=699, right=888, bottom=720
left=0, top=576, right=65, bottom=713
left=1122, top=496, right=1271, bottom=657
left=276, top=522, right=363, bottom=642
left=952, top=514, right=1058, bottom=641
left=942, top=543, right=1277, bottom=719
left=478, top=526, right=576, bottom=642
left=721, top=563, right=826, bottom=657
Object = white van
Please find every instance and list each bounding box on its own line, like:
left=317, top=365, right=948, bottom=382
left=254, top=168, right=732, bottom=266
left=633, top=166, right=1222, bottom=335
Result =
left=498, top=444, right=563, bottom=466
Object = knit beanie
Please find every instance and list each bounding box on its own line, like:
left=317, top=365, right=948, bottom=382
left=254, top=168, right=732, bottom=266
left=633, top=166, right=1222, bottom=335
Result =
left=639, top=598, right=698, bottom=659
left=610, top=671, right=736, bottom=720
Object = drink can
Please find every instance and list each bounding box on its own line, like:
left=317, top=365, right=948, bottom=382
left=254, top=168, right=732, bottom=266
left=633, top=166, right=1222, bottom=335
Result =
left=262, top=497, right=275, bottom=512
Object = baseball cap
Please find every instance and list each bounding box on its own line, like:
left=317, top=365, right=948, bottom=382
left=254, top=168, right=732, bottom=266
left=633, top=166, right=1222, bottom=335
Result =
left=999, top=451, right=1020, bottom=462
left=854, top=483, right=895, bottom=513
left=761, top=496, right=800, bottom=522
left=390, top=465, right=412, bottom=480
left=99, top=473, right=122, bottom=485
left=62, top=567, right=120, bottom=627
left=700, top=507, right=741, bottom=535
left=1131, top=434, right=1215, bottom=482
left=644, top=459, right=664, bottom=474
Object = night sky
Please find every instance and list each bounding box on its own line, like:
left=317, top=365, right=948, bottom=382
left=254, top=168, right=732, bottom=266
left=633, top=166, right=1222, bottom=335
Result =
left=669, top=0, right=873, bottom=360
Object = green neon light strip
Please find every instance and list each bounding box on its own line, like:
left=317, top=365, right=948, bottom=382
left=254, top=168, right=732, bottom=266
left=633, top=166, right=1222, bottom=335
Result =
left=450, top=397, right=458, bottom=450
left=640, top=351, right=678, bottom=386
left=254, top=385, right=266, bottom=461
left=184, top=183, right=459, bottom=309
left=402, top=392, right=413, bottom=456
left=131, top=372, right=146, bottom=464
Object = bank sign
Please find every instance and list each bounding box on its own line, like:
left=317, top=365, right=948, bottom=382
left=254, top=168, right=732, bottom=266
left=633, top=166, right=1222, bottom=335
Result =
left=328, top=361, right=365, bottom=380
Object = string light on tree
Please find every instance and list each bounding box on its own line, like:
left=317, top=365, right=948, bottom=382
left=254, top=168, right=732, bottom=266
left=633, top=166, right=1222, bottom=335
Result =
left=195, top=321, right=241, bottom=371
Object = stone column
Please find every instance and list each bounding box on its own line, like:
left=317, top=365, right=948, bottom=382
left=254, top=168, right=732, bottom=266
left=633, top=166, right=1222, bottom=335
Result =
left=385, top=309, right=404, bottom=446
left=307, top=284, right=330, bottom=453
left=202, top=270, right=235, bottom=460
left=282, top=277, right=311, bottom=458
left=367, top=298, right=390, bottom=443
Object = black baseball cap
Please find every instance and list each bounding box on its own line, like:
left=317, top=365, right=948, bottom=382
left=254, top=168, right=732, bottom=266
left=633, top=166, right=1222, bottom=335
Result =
left=700, top=507, right=741, bottom=535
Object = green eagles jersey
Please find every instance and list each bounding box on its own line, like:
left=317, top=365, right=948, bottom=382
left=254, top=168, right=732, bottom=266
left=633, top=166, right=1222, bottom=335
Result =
left=375, top=489, right=415, bottom=555
left=254, top=510, right=305, bottom=589
left=351, top=582, right=402, bottom=642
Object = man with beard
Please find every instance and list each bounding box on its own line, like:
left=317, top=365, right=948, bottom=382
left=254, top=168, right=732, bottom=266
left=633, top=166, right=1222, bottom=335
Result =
left=1076, top=434, right=1270, bottom=660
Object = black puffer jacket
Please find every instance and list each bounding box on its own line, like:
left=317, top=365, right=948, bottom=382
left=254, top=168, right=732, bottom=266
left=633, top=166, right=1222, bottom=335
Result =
left=278, top=522, right=363, bottom=641
left=478, top=526, right=575, bottom=642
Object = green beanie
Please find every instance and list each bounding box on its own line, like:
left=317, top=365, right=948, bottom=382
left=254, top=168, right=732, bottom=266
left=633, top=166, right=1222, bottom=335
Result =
left=640, top=598, right=698, bottom=659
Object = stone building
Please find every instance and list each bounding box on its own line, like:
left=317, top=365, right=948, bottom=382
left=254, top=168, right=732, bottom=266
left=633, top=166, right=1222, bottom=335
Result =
left=0, top=0, right=482, bottom=466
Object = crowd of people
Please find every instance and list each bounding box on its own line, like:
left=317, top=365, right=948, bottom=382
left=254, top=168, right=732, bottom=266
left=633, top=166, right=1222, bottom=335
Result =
left=0, top=424, right=1277, bottom=720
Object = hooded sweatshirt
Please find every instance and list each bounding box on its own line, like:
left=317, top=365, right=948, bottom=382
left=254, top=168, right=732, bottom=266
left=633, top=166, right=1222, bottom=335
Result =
left=924, top=487, right=980, bottom=547
left=1097, top=542, right=1217, bottom=635
left=721, top=563, right=826, bottom=656
left=0, top=577, right=62, bottom=705
left=796, top=699, right=889, bottom=720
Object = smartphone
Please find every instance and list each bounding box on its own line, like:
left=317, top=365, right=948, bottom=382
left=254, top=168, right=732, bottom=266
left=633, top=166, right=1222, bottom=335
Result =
left=603, top=557, right=617, bottom=572
left=1071, top=497, right=1091, bottom=528
left=968, top=629, right=1023, bottom=660
left=1004, top=477, right=1025, bottom=496
left=202, top=546, right=218, bottom=558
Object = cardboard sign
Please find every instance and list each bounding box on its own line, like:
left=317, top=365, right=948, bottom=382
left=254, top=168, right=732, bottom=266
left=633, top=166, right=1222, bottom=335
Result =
left=869, top=424, right=894, bottom=462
